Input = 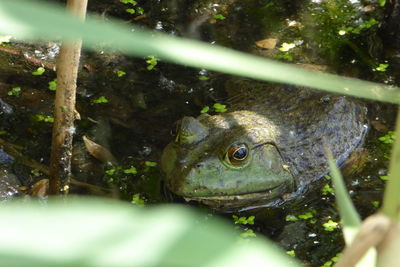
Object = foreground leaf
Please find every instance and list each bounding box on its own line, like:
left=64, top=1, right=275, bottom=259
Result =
left=327, top=149, right=375, bottom=267
left=0, top=197, right=299, bottom=266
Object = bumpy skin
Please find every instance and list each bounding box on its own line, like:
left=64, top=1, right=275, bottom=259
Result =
left=161, top=79, right=367, bottom=211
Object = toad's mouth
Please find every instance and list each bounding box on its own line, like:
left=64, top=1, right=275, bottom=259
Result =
left=182, top=182, right=289, bottom=202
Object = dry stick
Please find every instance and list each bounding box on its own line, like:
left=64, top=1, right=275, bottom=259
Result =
left=0, top=46, right=56, bottom=71
left=0, top=138, right=49, bottom=175
left=335, top=213, right=392, bottom=267
left=0, top=137, right=110, bottom=194
left=49, top=0, right=88, bottom=195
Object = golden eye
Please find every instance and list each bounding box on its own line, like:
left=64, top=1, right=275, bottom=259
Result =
left=225, top=143, right=248, bottom=166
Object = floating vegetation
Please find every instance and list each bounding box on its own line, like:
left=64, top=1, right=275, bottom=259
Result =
left=131, top=193, right=145, bottom=207
left=32, top=67, right=45, bottom=76
left=48, top=79, right=57, bottom=91
left=115, top=70, right=126, bottom=77
left=92, top=96, right=109, bottom=104
left=146, top=56, right=157, bottom=71
left=7, top=87, right=21, bottom=97
left=322, top=220, right=339, bottom=232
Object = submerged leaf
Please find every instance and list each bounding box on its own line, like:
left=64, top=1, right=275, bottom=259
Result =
left=255, top=38, right=277, bottom=49
left=83, top=136, right=118, bottom=165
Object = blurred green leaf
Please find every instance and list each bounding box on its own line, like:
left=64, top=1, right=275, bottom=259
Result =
left=382, top=110, right=400, bottom=221
left=326, top=149, right=361, bottom=230
left=326, top=148, right=376, bottom=267
left=0, top=198, right=299, bottom=266
left=0, top=1, right=399, bottom=103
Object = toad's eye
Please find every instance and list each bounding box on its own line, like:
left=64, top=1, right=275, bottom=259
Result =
left=225, top=143, right=249, bottom=166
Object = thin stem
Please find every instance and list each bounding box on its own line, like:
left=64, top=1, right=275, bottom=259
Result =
left=49, top=0, right=88, bottom=195
left=382, top=107, right=400, bottom=220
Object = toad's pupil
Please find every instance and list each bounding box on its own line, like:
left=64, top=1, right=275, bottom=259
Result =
left=233, top=147, right=247, bottom=160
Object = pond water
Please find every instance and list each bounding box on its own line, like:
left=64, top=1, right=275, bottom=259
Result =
left=0, top=0, right=399, bottom=266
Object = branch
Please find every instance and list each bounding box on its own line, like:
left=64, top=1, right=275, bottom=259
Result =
left=49, top=0, right=88, bottom=195
left=0, top=45, right=56, bottom=71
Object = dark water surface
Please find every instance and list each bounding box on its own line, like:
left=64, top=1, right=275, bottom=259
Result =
left=0, top=0, right=399, bottom=266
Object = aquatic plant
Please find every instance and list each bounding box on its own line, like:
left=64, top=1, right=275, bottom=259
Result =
left=32, top=66, right=45, bottom=75
left=48, top=79, right=57, bottom=91
left=7, top=86, right=21, bottom=97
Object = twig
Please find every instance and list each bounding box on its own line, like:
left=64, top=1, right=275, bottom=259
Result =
left=0, top=137, right=112, bottom=195
left=0, top=45, right=56, bottom=71
left=49, top=0, right=88, bottom=195
left=0, top=137, right=49, bottom=175
left=335, top=213, right=391, bottom=267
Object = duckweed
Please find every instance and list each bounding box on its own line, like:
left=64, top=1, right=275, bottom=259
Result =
left=123, top=167, right=137, bottom=174
left=298, top=211, right=314, bottom=220
left=31, top=169, right=41, bottom=177
left=146, top=56, right=158, bottom=70
left=239, top=229, right=256, bottom=238
left=35, top=114, right=54, bottom=123
left=213, top=103, right=227, bottom=113
left=322, top=220, right=338, bottom=231
left=131, top=193, right=145, bottom=207
left=32, top=67, right=45, bottom=76
left=200, top=106, right=210, bottom=114
left=279, top=42, right=295, bottom=52
left=321, top=184, right=334, bottom=195
left=380, top=175, right=388, bottom=181
left=321, top=253, right=342, bottom=266
left=120, top=0, right=136, bottom=4
left=136, top=7, right=144, bottom=14
left=378, top=131, right=395, bottom=144
left=105, top=168, right=117, bottom=175
left=92, top=96, right=109, bottom=104
left=274, top=53, right=293, bottom=61
left=232, top=215, right=255, bottom=225
left=198, top=75, right=209, bottom=81
left=7, top=87, right=21, bottom=97
left=375, top=63, right=389, bottom=72
left=286, top=250, right=296, bottom=257
left=145, top=161, right=157, bottom=167
left=115, top=70, right=126, bottom=77
left=371, top=201, right=380, bottom=207
left=214, top=14, right=226, bottom=20
left=285, top=215, right=298, bottom=222
left=48, top=79, right=57, bottom=91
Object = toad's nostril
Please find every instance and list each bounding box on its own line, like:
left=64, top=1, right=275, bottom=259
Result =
left=195, top=163, right=204, bottom=168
